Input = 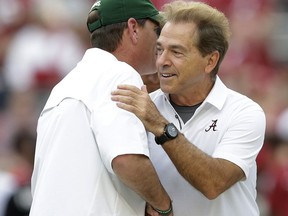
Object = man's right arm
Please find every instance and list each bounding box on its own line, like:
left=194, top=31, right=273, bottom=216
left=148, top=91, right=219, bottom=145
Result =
left=112, top=154, right=172, bottom=215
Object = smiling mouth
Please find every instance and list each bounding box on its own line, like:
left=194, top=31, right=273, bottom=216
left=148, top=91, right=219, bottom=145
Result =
left=161, top=73, right=175, bottom=78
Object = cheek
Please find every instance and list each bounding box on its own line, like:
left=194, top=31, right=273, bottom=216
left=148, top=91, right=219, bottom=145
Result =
left=175, top=61, right=197, bottom=80
left=148, top=31, right=158, bottom=48
left=142, top=33, right=157, bottom=53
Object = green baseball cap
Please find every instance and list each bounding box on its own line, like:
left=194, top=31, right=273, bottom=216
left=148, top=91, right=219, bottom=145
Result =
left=87, top=0, right=161, bottom=33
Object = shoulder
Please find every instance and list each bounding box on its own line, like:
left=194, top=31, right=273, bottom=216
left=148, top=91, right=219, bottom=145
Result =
left=222, top=89, right=266, bottom=134
left=82, top=48, right=143, bottom=85
left=226, top=88, right=264, bottom=113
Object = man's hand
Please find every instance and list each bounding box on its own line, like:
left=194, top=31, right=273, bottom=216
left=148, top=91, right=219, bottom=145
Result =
left=111, top=85, right=168, bottom=136
left=145, top=203, right=160, bottom=216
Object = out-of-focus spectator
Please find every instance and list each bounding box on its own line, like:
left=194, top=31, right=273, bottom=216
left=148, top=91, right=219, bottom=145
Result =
left=0, top=90, right=38, bottom=156
left=277, top=0, right=288, bottom=12
left=0, top=0, right=32, bottom=110
left=0, top=0, right=89, bottom=160
left=275, top=108, right=288, bottom=141
left=268, top=12, right=288, bottom=65
left=3, top=0, right=85, bottom=93
left=0, top=172, right=17, bottom=216
left=257, top=107, right=288, bottom=216
left=1, top=129, right=36, bottom=216
left=4, top=184, right=32, bottom=216
left=258, top=136, right=288, bottom=216
left=268, top=139, right=288, bottom=216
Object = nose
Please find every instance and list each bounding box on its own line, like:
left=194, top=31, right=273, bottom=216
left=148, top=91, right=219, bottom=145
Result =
left=156, top=50, right=171, bottom=67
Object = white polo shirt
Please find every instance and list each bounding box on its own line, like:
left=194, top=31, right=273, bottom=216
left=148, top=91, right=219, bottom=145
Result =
left=148, top=76, right=266, bottom=216
left=30, top=48, right=149, bottom=216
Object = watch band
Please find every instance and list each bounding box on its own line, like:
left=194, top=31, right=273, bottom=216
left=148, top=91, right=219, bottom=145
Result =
left=155, top=133, right=170, bottom=145
left=155, top=123, right=178, bottom=145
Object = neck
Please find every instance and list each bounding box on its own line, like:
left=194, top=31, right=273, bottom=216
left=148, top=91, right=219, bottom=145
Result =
left=170, top=78, right=215, bottom=106
left=112, top=37, right=138, bottom=73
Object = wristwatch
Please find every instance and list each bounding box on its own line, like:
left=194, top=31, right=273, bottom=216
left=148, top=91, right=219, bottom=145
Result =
left=155, top=123, right=178, bottom=145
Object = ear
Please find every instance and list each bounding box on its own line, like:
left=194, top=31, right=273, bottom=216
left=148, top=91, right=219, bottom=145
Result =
left=205, top=51, right=220, bottom=74
left=127, top=18, right=139, bottom=44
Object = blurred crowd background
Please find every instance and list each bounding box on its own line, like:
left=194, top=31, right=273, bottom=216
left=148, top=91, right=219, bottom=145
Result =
left=0, top=0, right=287, bottom=215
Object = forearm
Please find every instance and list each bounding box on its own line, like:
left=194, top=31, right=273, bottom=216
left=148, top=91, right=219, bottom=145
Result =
left=160, top=133, right=244, bottom=199
left=112, top=154, right=171, bottom=210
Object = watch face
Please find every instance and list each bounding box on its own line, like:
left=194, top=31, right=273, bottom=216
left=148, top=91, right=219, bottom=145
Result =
left=155, top=123, right=178, bottom=145
left=167, top=124, right=178, bottom=138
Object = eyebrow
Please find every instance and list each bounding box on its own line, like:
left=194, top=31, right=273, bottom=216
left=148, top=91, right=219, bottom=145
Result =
left=157, top=41, right=188, bottom=52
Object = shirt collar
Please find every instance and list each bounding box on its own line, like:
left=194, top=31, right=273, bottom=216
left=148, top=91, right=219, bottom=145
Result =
left=163, top=76, right=228, bottom=110
left=203, top=76, right=228, bottom=110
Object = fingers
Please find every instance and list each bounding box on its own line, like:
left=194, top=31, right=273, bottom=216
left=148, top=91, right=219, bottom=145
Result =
left=111, top=88, right=135, bottom=106
left=110, top=84, right=151, bottom=122
left=146, top=203, right=160, bottom=216
left=111, top=89, right=134, bottom=97
left=141, top=85, right=148, bottom=93
left=111, top=87, right=142, bottom=114
left=115, top=84, right=141, bottom=93
left=112, top=84, right=148, bottom=95
left=111, top=94, right=135, bottom=111
left=111, top=86, right=140, bottom=101
left=111, top=84, right=148, bottom=104
left=111, top=90, right=136, bottom=106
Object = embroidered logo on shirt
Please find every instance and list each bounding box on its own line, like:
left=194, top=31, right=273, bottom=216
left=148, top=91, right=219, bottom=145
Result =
left=205, top=119, right=218, bottom=132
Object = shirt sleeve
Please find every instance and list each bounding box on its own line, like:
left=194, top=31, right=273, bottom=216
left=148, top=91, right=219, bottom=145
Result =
left=90, top=66, right=149, bottom=174
left=212, top=105, right=266, bottom=179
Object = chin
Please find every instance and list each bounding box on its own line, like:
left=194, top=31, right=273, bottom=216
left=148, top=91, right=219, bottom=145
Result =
left=160, top=86, right=171, bottom=94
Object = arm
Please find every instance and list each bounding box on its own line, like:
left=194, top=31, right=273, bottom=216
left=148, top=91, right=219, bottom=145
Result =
left=159, top=134, right=244, bottom=199
left=111, top=85, right=245, bottom=199
left=112, top=154, right=172, bottom=215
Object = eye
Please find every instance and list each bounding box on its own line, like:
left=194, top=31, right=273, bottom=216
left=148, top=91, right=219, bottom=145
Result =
left=156, top=46, right=163, bottom=55
left=172, top=50, right=183, bottom=57
left=154, top=26, right=161, bottom=37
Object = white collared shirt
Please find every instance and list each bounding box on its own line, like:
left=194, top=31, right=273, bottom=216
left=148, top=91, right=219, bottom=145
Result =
left=30, top=48, right=148, bottom=216
left=148, top=76, right=266, bottom=216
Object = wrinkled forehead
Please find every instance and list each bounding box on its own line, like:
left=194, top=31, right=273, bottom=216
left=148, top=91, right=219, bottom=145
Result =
left=158, top=21, right=198, bottom=45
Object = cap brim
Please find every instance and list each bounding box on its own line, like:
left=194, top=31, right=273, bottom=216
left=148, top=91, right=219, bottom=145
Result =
left=149, top=13, right=165, bottom=27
